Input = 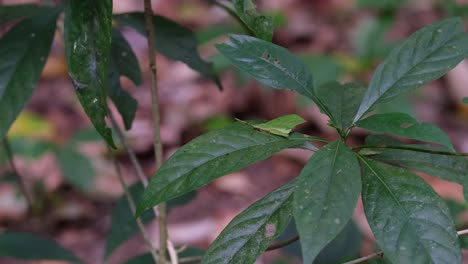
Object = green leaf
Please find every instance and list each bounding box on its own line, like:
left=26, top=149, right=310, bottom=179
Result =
left=463, top=97, right=468, bottom=104
left=114, top=13, right=222, bottom=90
left=105, top=183, right=155, bottom=259
left=366, top=146, right=468, bottom=199
left=315, top=82, right=367, bottom=132
left=64, top=0, right=115, bottom=148
left=360, top=157, right=461, bottom=264
left=232, top=0, right=274, bottom=41
left=247, top=114, right=305, bottom=137
left=136, top=123, right=317, bottom=216
left=5, top=138, right=53, bottom=160
left=354, top=18, right=468, bottom=122
left=0, top=7, right=61, bottom=142
left=166, top=190, right=197, bottom=211
left=202, top=182, right=294, bottom=264
left=216, top=35, right=331, bottom=116
left=215, top=35, right=311, bottom=96
left=108, top=29, right=140, bottom=130
left=0, top=4, right=50, bottom=25
left=356, top=112, right=453, bottom=150
left=56, top=148, right=95, bottom=192
left=122, top=254, right=155, bottom=264
left=314, top=220, right=363, bottom=264
left=293, top=140, right=361, bottom=263
left=0, top=232, right=81, bottom=262
left=110, top=29, right=141, bottom=86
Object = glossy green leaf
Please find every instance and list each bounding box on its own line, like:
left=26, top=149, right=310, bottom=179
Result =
left=356, top=112, right=453, bottom=150
left=108, top=29, right=140, bottom=130
left=64, top=0, right=115, bottom=148
left=315, top=82, right=367, bottom=132
left=0, top=232, right=81, bottom=262
left=0, top=7, right=61, bottom=142
left=216, top=35, right=331, bottom=116
left=354, top=18, right=468, bottom=122
left=0, top=4, right=50, bottom=25
left=367, top=146, right=468, bottom=199
left=56, top=148, right=95, bottom=192
left=114, top=13, right=221, bottom=90
left=202, top=182, right=294, bottom=264
left=232, top=0, right=274, bottom=41
left=105, top=183, right=155, bottom=259
left=248, top=114, right=305, bottom=137
left=463, top=97, right=468, bottom=104
left=215, top=35, right=311, bottom=96
left=360, top=157, right=461, bottom=264
left=136, top=123, right=317, bottom=216
left=293, top=140, right=361, bottom=263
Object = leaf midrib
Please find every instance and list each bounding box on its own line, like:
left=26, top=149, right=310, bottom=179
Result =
left=360, top=157, right=448, bottom=262
left=229, top=37, right=334, bottom=120
left=358, top=26, right=462, bottom=121
left=147, top=135, right=309, bottom=204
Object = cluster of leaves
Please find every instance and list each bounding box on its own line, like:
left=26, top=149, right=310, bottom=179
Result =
left=0, top=0, right=275, bottom=263
left=2, top=0, right=468, bottom=263
left=133, top=16, right=468, bottom=264
left=0, top=0, right=227, bottom=262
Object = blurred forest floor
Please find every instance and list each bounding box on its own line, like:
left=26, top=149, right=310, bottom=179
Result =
left=2, top=0, right=468, bottom=263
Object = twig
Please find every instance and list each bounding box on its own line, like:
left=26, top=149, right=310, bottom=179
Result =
left=342, top=251, right=384, bottom=264
left=342, top=228, right=468, bottom=264
left=108, top=112, right=148, bottom=187
left=2, top=138, right=32, bottom=208
left=110, top=151, right=158, bottom=261
left=143, top=1, right=169, bottom=263
left=266, top=235, right=299, bottom=251
left=109, top=112, right=178, bottom=262
left=167, top=240, right=178, bottom=264
left=179, top=256, right=202, bottom=264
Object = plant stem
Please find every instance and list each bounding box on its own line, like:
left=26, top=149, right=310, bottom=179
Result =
left=111, top=153, right=158, bottom=262
left=2, top=138, right=32, bottom=209
left=266, top=235, right=299, bottom=251
left=342, top=251, right=384, bottom=264
left=179, top=256, right=202, bottom=264
left=353, top=144, right=468, bottom=156
left=109, top=112, right=180, bottom=262
left=343, top=228, right=468, bottom=264
left=109, top=112, right=148, bottom=187
left=210, top=0, right=253, bottom=36
left=143, top=1, right=169, bottom=263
